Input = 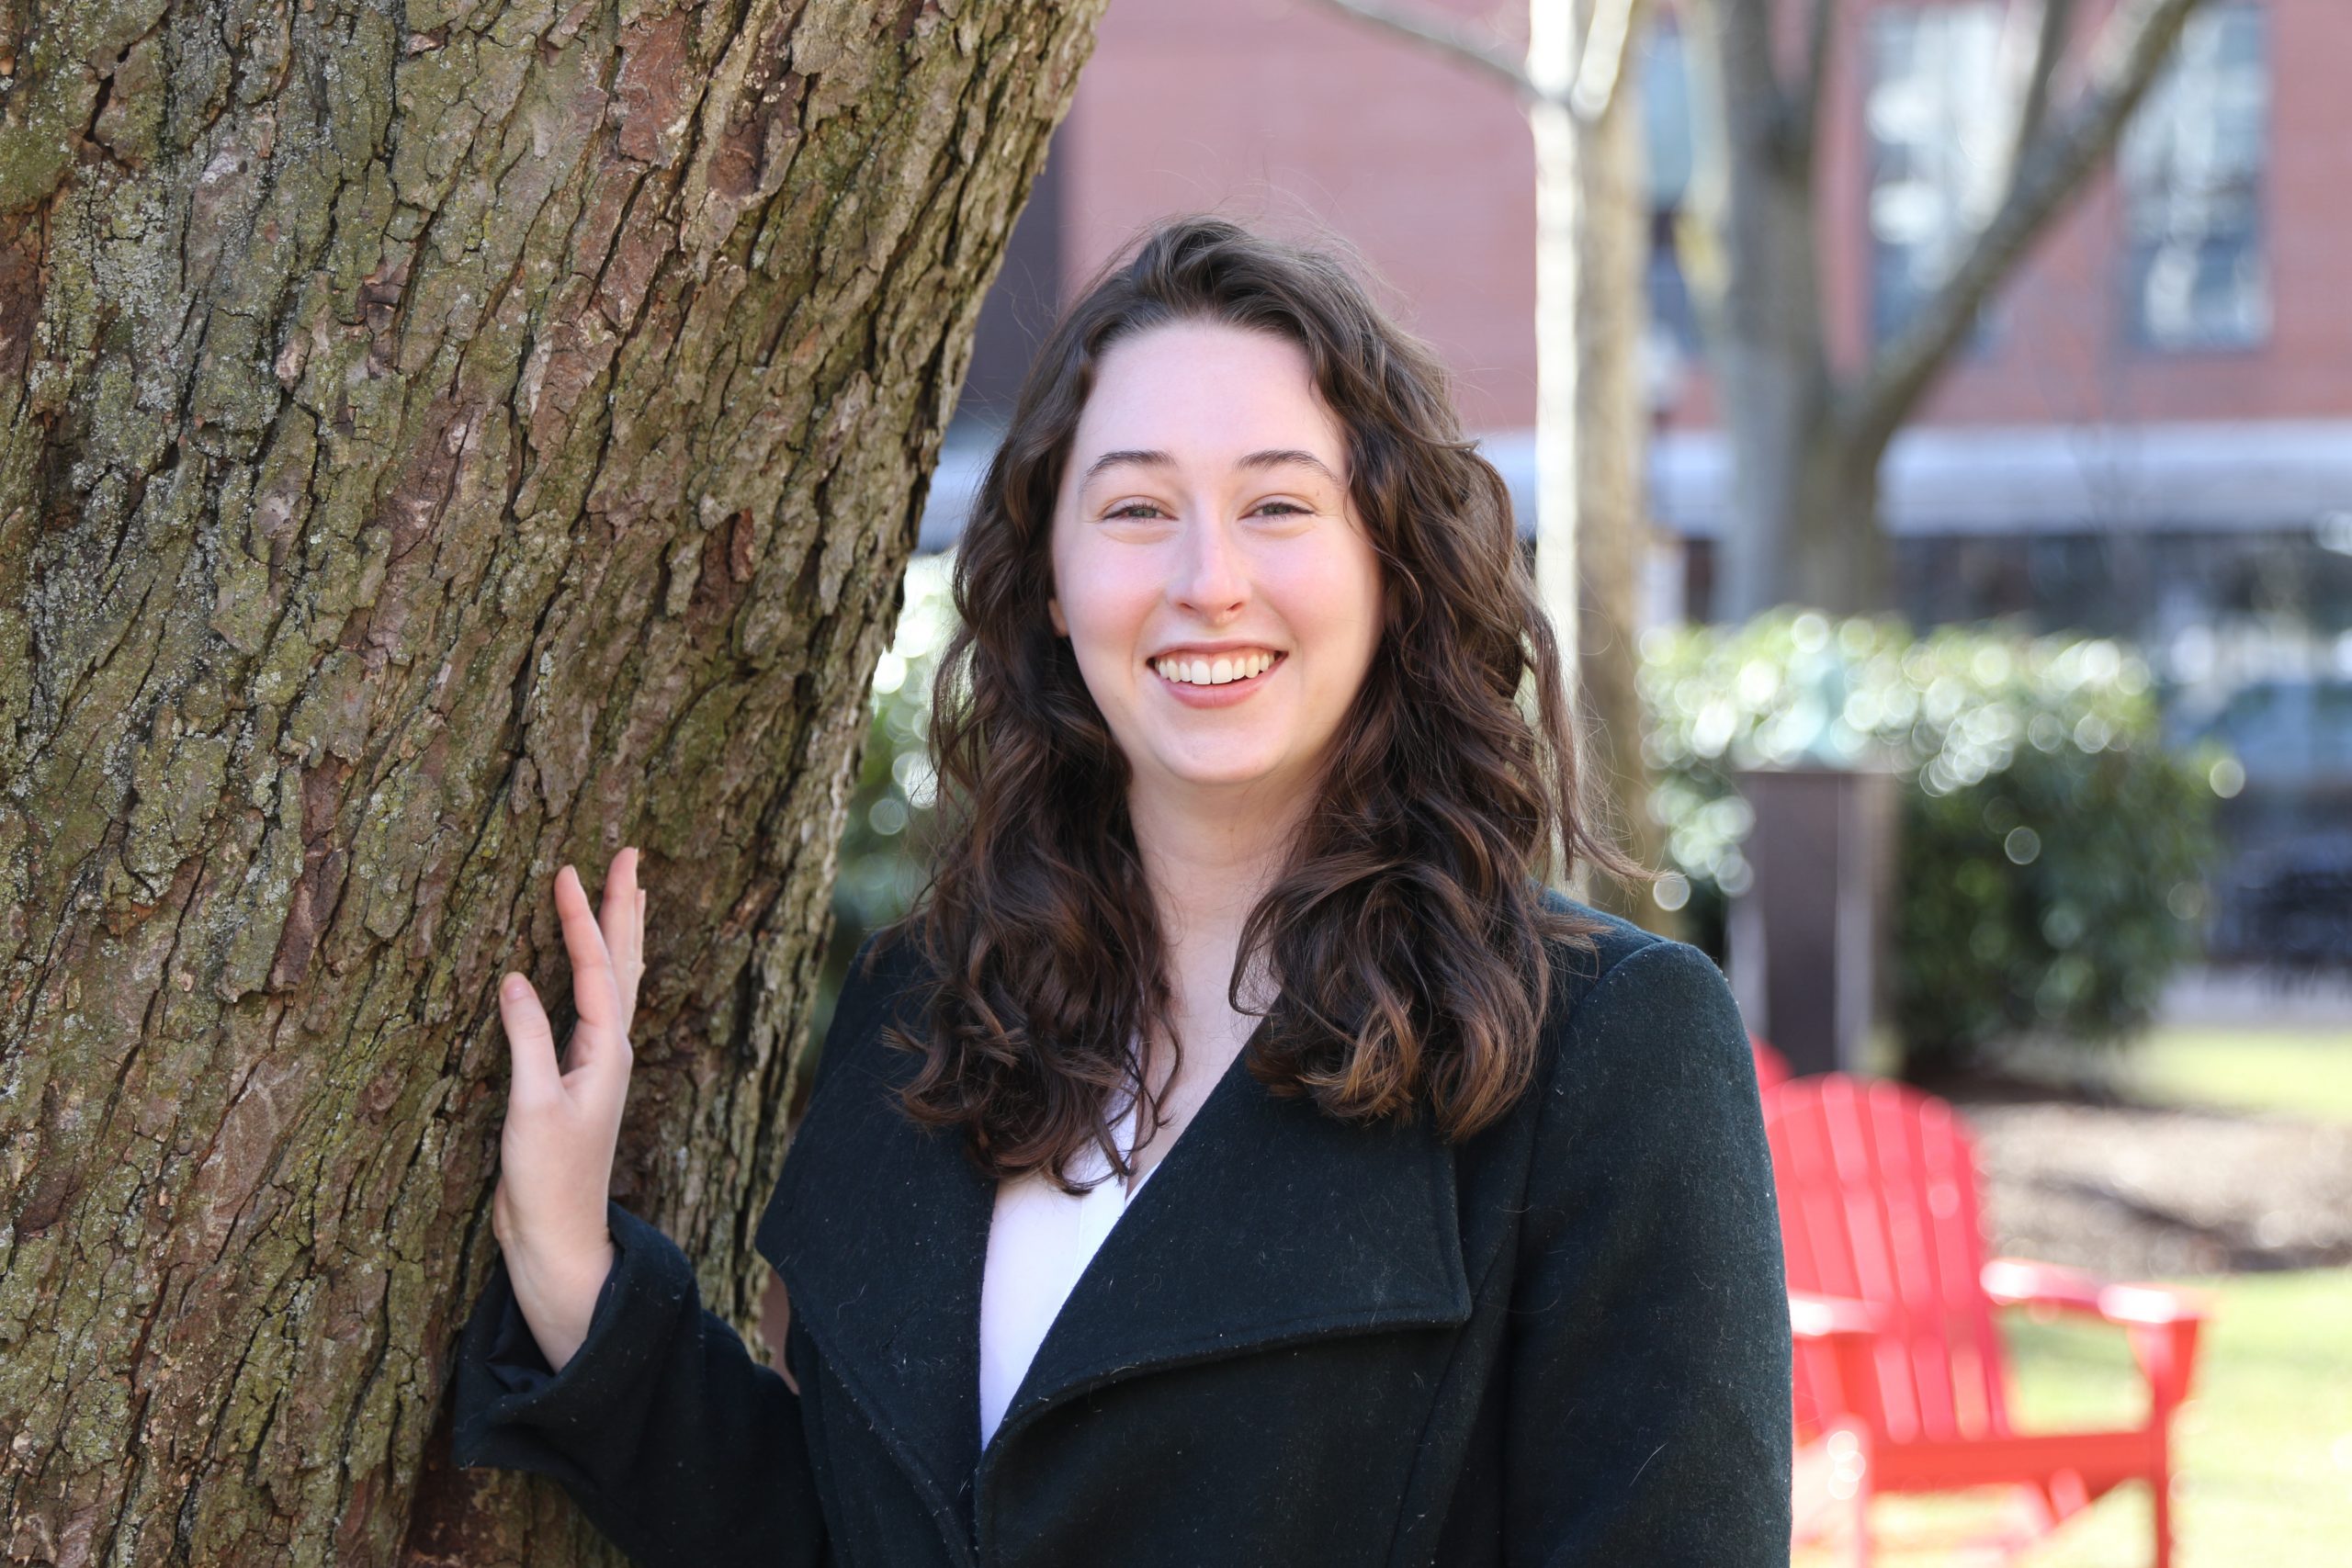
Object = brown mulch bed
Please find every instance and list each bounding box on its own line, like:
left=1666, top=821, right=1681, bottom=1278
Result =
left=1921, top=1070, right=2352, bottom=1279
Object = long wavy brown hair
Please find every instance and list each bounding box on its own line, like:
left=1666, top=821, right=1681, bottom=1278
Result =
left=866, top=213, right=1657, bottom=1194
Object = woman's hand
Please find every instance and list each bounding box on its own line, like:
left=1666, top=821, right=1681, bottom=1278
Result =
left=491, top=849, right=647, bottom=1372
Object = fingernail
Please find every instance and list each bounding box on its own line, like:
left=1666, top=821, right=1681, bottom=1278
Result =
left=503, top=975, right=529, bottom=1001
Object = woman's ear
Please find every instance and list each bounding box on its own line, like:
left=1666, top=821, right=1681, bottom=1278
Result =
left=1048, top=594, right=1068, bottom=637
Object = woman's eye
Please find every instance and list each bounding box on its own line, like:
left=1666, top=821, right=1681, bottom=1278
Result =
left=1102, top=500, right=1311, bottom=520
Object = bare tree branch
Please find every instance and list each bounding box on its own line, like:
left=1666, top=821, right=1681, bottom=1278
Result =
left=2001, top=0, right=2079, bottom=179
left=1569, top=0, right=1652, bottom=122
left=1787, top=0, right=1840, bottom=157
left=1312, top=0, right=1650, bottom=123
left=1311, top=0, right=1539, bottom=99
left=1845, top=0, right=2209, bottom=452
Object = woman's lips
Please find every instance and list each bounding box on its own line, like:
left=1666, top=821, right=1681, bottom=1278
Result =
left=1151, top=651, right=1284, bottom=708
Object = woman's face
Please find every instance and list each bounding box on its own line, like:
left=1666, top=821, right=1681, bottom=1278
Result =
left=1048, top=320, right=1385, bottom=807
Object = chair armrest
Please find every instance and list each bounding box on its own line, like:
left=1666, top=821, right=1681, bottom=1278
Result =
left=1981, top=1258, right=2210, bottom=1325
left=1788, top=1291, right=1885, bottom=1439
left=1982, top=1258, right=2211, bottom=1414
left=1788, top=1290, right=1886, bottom=1339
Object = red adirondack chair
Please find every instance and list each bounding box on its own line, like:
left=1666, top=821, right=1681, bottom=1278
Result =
left=1751, top=1034, right=1792, bottom=1094
left=1762, top=1073, right=2210, bottom=1567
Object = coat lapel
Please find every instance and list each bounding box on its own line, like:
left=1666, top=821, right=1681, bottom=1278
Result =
left=989, top=1028, right=1474, bottom=1450
left=754, top=982, right=1473, bottom=1562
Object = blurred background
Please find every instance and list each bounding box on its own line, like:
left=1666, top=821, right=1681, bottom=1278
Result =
left=810, top=2, right=2349, bottom=1561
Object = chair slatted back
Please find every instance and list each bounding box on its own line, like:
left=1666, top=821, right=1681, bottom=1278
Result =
left=1761, top=1073, right=2012, bottom=1446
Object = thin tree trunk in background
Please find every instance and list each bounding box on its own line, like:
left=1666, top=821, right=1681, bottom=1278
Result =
left=1676, top=0, right=1894, bottom=618
left=1530, top=0, right=1674, bottom=932
left=1529, top=5, right=1587, bottom=899
left=1302, top=1, right=1672, bottom=925
left=1679, top=0, right=1849, bottom=617
left=0, top=0, right=1102, bottom=1560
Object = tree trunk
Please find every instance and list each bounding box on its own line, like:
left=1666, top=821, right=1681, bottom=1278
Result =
left=1679, top=0, right=1869, bottom=620
left=1785, top=417, right=1890, bottom=615
left=1530, top=0, right=1673, bottom=934
left=0, top=0, right=1102, bottom=1561
left=1698, top=289, right=1890, bottom=619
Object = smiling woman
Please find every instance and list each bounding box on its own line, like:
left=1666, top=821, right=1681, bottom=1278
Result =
left=1047, top=322, right=1383, bottom=815
left=451, top=214, right=1793, bottom=1568
left=898, top=218, right=1667, bottom=1167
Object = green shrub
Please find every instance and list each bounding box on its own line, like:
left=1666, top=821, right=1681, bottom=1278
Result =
left=820, top=554, right=956, bottom=1007
left=1640, top=609, right=2236, bottom=1075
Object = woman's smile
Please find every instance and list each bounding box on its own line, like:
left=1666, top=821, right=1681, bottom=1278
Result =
left=1149, top=649, right=1287, bottom=707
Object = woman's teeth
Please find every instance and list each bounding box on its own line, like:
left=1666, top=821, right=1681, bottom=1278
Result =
left=1152, top=650, right=1279, bottom=686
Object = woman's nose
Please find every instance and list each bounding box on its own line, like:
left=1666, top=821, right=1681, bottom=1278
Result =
left=1170, top=515, right=1249, bottom=618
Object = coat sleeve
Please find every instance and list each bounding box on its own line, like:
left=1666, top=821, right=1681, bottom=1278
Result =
left=1501, top=937, right=1793, bottom=1566
left=449, top=1199, right=828, bottom=1566
left=446, top=932, right=897, bottom=1565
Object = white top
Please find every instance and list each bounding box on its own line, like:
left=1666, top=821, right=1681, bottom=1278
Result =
left=978, top=1080, right=1158, bottom=1450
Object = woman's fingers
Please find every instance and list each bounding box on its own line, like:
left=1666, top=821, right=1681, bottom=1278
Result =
left=500, top=859, right=639, bottom=1105
left=553, top=863, right=623, bottom=1057
left=599, top=848, right=645, bottom=1035
left=627, top=882, right=647, bottom=1025
left=498, top=972, right=563, bottom=1103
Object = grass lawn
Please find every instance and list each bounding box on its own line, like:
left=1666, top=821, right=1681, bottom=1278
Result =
left=1794, top=1021, right=2352, bottom=1565
left=1904, top=1022, right=2352, bottom=1127
left=2123, top=1025, right=2352, bottom=1126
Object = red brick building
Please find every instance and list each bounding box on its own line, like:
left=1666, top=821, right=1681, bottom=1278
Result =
left=933, top=0, right=2352, bottom=959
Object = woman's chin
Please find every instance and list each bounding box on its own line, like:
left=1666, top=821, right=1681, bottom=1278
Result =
left=1143, top=750, right=1293, bottom=796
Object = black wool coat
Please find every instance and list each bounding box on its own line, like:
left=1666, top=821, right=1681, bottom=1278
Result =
left=450, top=892, right=1794, bottom=1566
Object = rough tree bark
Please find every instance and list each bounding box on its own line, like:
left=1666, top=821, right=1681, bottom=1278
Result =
left=1680, top=0, right=2212, bottom=618
left=0, top=0, right=1103, bottom=1562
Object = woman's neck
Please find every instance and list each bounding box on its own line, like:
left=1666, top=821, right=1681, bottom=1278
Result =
left=1123, top=776, right=1302, bottom=1116
left=1125, top=776, right=1303, bottom=1012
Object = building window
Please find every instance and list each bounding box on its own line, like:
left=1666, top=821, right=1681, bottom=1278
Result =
left=2119, top=3, right=2269, bottom=352
left=1865, top=2, right=2007, bottom=349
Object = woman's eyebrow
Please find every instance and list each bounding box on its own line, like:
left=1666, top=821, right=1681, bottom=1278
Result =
left=1080, top=448, right=1342, bottom=487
